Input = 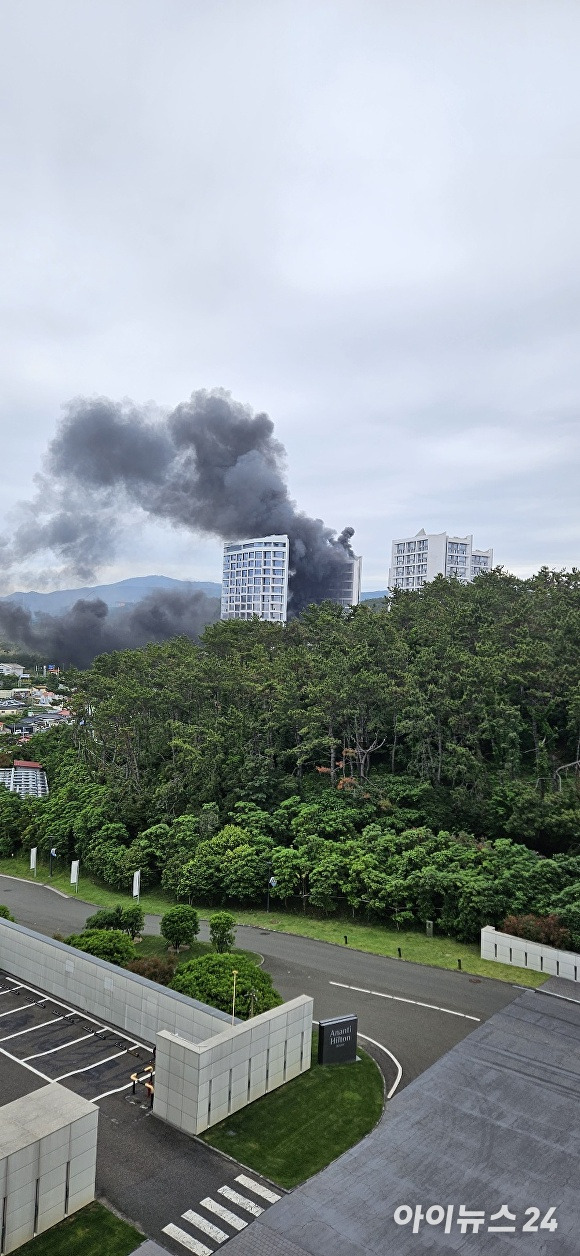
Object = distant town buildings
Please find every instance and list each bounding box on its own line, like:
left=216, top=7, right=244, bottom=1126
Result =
left=0, top=663, right=26, bottom=678
left=221, top=535, right=290, bottom=622
left=388, top=530, right=493, bottom=592
left=0, top=759, right=48, bottom=798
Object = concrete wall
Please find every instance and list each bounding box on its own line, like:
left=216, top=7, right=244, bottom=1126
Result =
left=0, top=1084, right=97, bottom=1253
left=481, top=925, right=580, bottom=980
left=153, top=995, right=313, bottom=1135
left=0, top=919, right=233, bottom=1046
left=0, top=919, right=314, bottom=1141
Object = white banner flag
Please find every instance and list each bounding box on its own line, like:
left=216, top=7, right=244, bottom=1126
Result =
left=30, top=847, right=37, bottom=872
left=132, top=869, right=141, bottom=899
left=70, top=860, right=80, bottom=886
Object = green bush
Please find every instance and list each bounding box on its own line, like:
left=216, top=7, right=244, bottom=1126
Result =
left=64, top=929, right=137, bottom=966
left=171, top=953, right=281, bottom=1018
left=209, top=911, right=236, bottom=952
left=161, top=904, right=200, bottom=951
left=85, top=906, right=124, bottom=931
left=85, top=904, right=144, bottom=939
left=0, top=904, right=15, bottom=921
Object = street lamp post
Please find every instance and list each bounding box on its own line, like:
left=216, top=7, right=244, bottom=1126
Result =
left=231, top=969, right=239, bottom=1025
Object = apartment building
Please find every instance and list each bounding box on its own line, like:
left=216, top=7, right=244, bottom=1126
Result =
left=389, top=530, right=493, bottom=592
left=327, top=554, right=363, bottom=608
left=221, top=535, right=290, bottom=622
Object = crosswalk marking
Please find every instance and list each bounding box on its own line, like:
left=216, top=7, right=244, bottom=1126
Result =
left=200, top=1198, right=248, bottom=1231
left=235, top=1175, right=281, bottom=1203
left=162, top=1222, right=212, bottom=1255
left=182, top=1210, right=228, bottom=1243
left=218, top=1186, right=263, bottom=1216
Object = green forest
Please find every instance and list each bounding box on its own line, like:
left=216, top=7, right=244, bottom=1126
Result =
left=3, top=568, right=580, bottom=945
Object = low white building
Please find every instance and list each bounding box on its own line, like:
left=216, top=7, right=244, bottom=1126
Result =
left=389, top=530, right=493, bottom=592
left=0, top=759, right=49, bottom=798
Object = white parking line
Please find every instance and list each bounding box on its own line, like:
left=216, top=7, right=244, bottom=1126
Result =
left=0, top=1001, right=37, bottom=1018
left=24, top=1031, right=97, bottom=1061
left=54, top=1049, right=128, bottom=1082
left=182, top=1209, right=228, bottom=1242
left=218, top=1186, right=263, bottom=1216
left=200, top=1198, right=247, bottom=1231
left=2, top=976, right=151, bottom=1049
left=162, top=1223, right=211, bottom=1255
left=235, top=1175, right=281, bottom=1203
left=0, top=985, right=23, bottom=997
left=92, top=1070, right=155, bottom=1103
left=0, top=1016, right=67, bottom=1043
left=0, top=1045, right=51, bottom=1083
left=329, top=981, right=481, bottom=1022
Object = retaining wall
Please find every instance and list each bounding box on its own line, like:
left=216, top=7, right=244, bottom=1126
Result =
left=154, top=995, right=313, bottom=1135
left=0, top=918, right=233, bottom=1045
left=481, top=924, right=580, bottom=980
left=0, top=1084, right=97, bottom=1253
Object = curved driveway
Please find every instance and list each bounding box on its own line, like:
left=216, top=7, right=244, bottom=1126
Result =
left=0, top=875, right=519, bottom=1092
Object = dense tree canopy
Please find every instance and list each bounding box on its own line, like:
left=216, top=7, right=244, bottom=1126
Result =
left=6, top=569, right=580, bottom=943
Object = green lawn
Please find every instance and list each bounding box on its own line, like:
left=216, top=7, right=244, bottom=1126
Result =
left=202, top=1031, right=384, bottom=1187
left=136, top=934, right=262, bottom=967
left=15, top=1201, right=141, bottom=1256
left=224, top=908, right=546, bottom=987
left=0, top=855, right=544, bottom=986
left=0, top=854, right=175, bottom=915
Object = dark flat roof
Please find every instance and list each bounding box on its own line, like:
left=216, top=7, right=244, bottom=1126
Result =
left=227, top=977, right=580, bottom=1255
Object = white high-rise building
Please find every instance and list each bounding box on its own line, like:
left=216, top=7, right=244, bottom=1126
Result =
left=328, top=555, right=363, bottom=607
left=221, top=535, right=289, bottom=622
left=388, top=530, right=493, bottom=592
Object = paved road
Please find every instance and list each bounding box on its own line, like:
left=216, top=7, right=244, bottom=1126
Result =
left=0, top=874, right=524, bottom=1253
left=0, top=874, right=519, bottom=1088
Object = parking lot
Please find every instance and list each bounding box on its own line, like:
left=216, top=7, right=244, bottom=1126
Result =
left=0, top=968, right=154, bottom=1103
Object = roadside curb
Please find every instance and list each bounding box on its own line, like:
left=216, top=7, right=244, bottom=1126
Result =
left=0, top=872, right=70, bottom=899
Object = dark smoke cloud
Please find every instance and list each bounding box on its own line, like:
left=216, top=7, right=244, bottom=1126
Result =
left=0, top=591, right=220, bottom=669
left=6, top=388, right=355, bottom=614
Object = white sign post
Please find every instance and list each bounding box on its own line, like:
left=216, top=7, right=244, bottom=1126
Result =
left=30, top=847, right=37, bottom=878
left=132, top=869, right=141, bottom=902
left=70, top=860, right=80, bottom=894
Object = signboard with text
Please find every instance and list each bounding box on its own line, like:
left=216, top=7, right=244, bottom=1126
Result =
left=318, top=1014, right=358, bottom=1065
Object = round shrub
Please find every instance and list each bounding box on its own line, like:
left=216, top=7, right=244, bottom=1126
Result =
left=64, top=929, right=137, bottom=966
left=170, top=952, right=282, bottom=1018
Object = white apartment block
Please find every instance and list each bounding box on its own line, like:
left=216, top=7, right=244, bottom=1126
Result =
left=221, top=535, right=290, bottom=623
left=389, top=530, right=493, bottom=592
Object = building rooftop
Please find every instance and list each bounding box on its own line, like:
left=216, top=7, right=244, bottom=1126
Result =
left=225, top=978, right=580, bottom=1255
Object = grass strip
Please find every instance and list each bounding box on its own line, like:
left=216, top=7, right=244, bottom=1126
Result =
left=0, top=856, right=545, bottom=986
left=15, top=1200, right=141, bottom=1256
left=202, top=1031, right=384, bottom=1188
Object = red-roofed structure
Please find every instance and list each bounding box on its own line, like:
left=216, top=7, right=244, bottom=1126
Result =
left=13, top=759, right=43, bottom=770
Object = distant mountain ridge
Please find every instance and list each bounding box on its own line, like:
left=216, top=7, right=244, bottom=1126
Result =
left=1, top=576, right=386, bottom=615
left=1, top=575, right=222, bottom=614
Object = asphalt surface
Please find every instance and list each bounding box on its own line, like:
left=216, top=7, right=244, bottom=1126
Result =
left=0, top=873, right=520, bottom=1089
left=0, top=874, right=524, bottom=1253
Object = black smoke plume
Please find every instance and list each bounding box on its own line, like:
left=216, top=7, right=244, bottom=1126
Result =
left=4, top=389, right=355, bottom=615
left=0, top=591, right=220, bottom=669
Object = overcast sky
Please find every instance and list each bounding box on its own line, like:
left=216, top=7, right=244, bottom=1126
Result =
left=1, top=0, right=580, bottom=591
